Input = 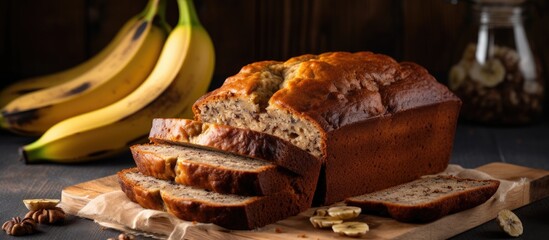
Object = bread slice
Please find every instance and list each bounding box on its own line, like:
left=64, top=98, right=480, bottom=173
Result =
left=345, top=175, right=500, bottom=222
left=131, top=143, right=296, bottom=196
left=118, top=168, right=308, bottom=230
left=148, top=118, right=318, bottom=176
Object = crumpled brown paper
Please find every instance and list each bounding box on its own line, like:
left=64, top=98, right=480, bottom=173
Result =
left=76, top=191, right=223, bottom=239
left=74, top=164, right=525, bottom=239
left=440, top=164, right=527, bottom=203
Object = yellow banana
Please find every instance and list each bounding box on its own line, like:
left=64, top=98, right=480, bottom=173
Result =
left=1, top=0, right=162, bottom=135
left=21, top=0, right=215, bottom=163
left=2, top=25, right=167, bottom=135
left=0, top=5, right=150, bottom=108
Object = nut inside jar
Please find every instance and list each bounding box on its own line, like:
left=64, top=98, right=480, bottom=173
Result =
left=449, top=43, right=544, bottom=125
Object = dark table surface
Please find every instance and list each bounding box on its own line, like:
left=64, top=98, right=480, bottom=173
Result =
left=1, top=121, right=548, bottom=240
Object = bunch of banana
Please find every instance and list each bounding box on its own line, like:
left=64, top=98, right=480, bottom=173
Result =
left=0, top=15, right=143, bottom=109
left=0, top=18, right=136, bottom=108
left=21, top=0, right=215, bottom=163
left=0, top=0, right=168, bottom=135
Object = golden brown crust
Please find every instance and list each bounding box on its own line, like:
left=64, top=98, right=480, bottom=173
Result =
left=270, top=52, right=392, bottom=131
left=194, top=52, right=460, bottom=132
left=382, top=62, right=459, bottom=112
left=132, top=146, right=177, bottom=180
left=131, top=143, right=296, bottom=196
left=318, top=102, right=461, bottom=204
left=161, top=189, right=301, bottom=230
left=174, top=160, right=290, bottom=196
left=148, top=118, right=321, bottom=176
left=117, top=168, right=308, bottom=230
left=117, top=169, right=164, bottom=211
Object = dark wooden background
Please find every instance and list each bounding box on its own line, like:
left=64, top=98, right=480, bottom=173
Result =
left=1, top=0, right=548, bottom=91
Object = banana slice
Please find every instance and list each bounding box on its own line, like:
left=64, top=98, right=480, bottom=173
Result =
left=497, top=209, right=523, bottom=237
left=327, top=206, right=361, bottom=220
left=309, top=216, right=343, bottom=229
left=332, top=222, right=369, bottom=237
left=23, top=199, right=60, bottom=211
left=469, top=59, right=505, bottom=87
left=448, top=64, right=467, bottom=90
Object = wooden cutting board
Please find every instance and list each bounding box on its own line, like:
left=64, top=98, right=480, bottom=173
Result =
left=61, top=162, right=549, bottom=239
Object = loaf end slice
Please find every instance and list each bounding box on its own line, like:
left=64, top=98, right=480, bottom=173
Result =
left=131, top=143, right=293, bottom=196
left=117, top=168, right=307, bottom=230
left=345, top=175, right=500, bottom=223
left=148, top=118, right=320, bottom=176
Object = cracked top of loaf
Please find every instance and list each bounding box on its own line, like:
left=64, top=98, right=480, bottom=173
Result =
left=193, top=52, right=461, bottom=158
left=194, top=52, right=460, bottom=131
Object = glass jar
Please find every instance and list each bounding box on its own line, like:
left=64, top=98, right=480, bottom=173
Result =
left=448, top=0, right=545, bottom=125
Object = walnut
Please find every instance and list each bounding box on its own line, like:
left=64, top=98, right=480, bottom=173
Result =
left=25, top=207, right=65, bottom=224
left=2, top=217, right=36, bottom=236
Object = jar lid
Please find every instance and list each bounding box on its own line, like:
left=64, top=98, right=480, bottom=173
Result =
left=472, top=0, right=527, bottom=5
left=449, top=0, right=529, bottom=5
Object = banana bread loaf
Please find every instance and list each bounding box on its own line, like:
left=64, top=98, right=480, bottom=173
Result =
left=193, top=51, right=461, bottom=204
left=118, top=168, right=308, bottom=230
left=148, top=118, right=318, bottom=176
left=345, top=175, right=500, bottom=222
left=131, top=143, right=300, bottom=196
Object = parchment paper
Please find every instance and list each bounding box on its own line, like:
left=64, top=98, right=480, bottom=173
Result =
left=70, top=164, right=525, bottom=239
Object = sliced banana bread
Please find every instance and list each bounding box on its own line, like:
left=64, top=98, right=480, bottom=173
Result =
left=147, top=118, right=318, bottom=176
left=131, top=143, right=297, bottom=196
left=345, top=175, right=500, bottom=222
left=118, top=168, right=308, bottom=230
left=193, top=51, right=461, bottom=204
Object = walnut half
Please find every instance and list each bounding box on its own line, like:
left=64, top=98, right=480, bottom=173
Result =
left=2, top=217, right=37, bottom=236
left=25, top=207, right=65, bottom=225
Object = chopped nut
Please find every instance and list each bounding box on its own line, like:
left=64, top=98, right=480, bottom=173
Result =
left=313, top=208, right=328, bottom=217
left=274, top=227, right=283, bottom=233
left=2, top=217, right=36, bottom=236
left=25, top=207, right=65, bottom=224
left=450, top=43, right=544, bottom=125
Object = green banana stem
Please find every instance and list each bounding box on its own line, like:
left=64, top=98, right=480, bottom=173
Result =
left=20, top=143, right=39, bottom=163
left=139, top=0, right=160, bottom=21
left=177, top=0, right=200, bottom=26
left=155, top=0, right=172, bottom=33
